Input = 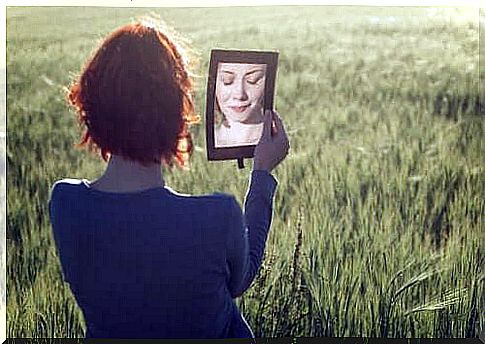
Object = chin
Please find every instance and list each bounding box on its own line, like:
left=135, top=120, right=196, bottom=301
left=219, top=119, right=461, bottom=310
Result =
left=240, top=110, right=262, bottom=124
left=226, top=114, right=249, bottom=124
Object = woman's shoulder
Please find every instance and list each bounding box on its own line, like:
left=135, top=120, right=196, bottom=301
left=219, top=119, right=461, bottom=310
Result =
left=215, top=124, right=240, bottom=147
left=50, top=177, right=91, bottom=196
left=167, top=187, right=239, bottom=208
left=48, top=178, right=242, bottom=214
left=214, top=125, right=227, bottom=145
left=51, top=178, right=84, bottom=186
left=50, top=178, right=84, bottom=195
left=48, top=179, right=86, bottom=220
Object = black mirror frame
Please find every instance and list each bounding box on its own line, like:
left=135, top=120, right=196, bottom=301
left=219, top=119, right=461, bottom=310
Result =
left=206, top=49, right=279, bottom=161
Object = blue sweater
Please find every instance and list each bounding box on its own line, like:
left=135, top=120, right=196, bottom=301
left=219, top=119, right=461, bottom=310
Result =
left=48, top=170, right=277, bottom=338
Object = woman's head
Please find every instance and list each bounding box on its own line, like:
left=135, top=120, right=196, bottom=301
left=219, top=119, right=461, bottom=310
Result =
left=215, top=63, right=266, bottom=125
left=67, top=19, right=199, bottom=168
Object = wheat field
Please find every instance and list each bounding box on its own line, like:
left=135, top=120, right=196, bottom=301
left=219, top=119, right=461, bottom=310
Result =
left=4, top=6, right=484, bottom=338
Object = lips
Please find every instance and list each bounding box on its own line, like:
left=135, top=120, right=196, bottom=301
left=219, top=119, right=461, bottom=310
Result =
left=229, top=105, right=249, bottom=113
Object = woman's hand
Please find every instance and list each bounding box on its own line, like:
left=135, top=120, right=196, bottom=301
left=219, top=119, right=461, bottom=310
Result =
left=253, top=110, right=290, bottom=172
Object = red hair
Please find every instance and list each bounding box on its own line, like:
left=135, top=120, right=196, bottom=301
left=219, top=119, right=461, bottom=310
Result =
left=67, top=20, right=199, bottom=168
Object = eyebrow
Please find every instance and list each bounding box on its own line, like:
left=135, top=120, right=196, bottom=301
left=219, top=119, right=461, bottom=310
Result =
left=221, top=69, right=265, bottom=76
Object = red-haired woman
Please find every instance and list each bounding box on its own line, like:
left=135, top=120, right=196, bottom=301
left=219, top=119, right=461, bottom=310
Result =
left=48, top=20, right=289, bottom=339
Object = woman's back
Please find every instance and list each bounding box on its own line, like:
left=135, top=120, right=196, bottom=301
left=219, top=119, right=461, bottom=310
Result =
left=49, top=171, right=277, bottom=338
left=50, top=179, right=236, bottom=338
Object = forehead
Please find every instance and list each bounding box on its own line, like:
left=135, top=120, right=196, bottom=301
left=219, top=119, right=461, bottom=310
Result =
left=217, top=63, right=266, bottom=74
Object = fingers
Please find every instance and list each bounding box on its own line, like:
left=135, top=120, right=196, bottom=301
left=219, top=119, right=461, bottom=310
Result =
left=259, top=109, right=290, bottom=154
left=272, top=110, right=290, bottom=153
left=253, top=109, right=290, bottom=171
left=260, top=109, right=272, bottom=141
left=272, top=111, right=283, bottom=132
left=272, top=111, right=287, bottom=139
left=271, top=112, right=277, bottom=137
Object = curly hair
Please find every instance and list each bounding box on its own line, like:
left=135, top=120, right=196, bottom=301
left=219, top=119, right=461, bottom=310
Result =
left=67, top=20, right=199, bottom=168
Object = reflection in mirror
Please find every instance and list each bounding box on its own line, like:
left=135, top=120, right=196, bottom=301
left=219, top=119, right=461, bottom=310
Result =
left=214, top=63, right=267, bottom=147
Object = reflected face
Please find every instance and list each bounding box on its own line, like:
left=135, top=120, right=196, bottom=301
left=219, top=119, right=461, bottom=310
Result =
left=215, top=63, right=266, bottom=124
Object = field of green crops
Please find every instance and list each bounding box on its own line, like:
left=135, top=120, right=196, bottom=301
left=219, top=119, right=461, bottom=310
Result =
left=5, top=6, right=484, bottom=338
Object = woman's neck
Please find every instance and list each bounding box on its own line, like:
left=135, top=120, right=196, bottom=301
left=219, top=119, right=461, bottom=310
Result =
left=90, top=154, right=165, bottom=192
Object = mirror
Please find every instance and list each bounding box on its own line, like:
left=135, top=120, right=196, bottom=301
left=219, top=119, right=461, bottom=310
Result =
left=206, top=49, right=278, bottom=163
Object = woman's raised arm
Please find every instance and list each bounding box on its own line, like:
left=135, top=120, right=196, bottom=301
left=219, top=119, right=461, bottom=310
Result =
left=226, top=110, right=289, bottom=298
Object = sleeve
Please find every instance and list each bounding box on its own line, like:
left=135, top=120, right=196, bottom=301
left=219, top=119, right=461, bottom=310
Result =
left=48, top=182, right=71, bottom=284
left=226, top=170, right=278, bottom=298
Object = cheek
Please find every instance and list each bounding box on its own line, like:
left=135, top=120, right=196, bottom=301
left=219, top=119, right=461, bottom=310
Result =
left=248, top=86, right=264, bottom=104
left=216, top=86, right=231, bottom=103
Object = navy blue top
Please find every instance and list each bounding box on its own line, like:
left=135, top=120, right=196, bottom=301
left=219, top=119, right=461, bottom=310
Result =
left=48, top=170, right=277, bottom=338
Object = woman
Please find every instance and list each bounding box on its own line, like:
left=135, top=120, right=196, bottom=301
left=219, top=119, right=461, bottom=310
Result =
left=214, top=62, right=266, bottom=147
left=48, top=20, right=289, bottom=339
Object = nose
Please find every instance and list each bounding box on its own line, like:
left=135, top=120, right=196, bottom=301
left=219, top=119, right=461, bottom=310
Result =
left=232, top=79, right=248, bottom=101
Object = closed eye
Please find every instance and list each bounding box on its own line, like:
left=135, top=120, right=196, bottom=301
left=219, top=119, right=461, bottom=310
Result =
left=246, top=75, right=264, bottom=85
left=222, top=75, right=234, bottom=85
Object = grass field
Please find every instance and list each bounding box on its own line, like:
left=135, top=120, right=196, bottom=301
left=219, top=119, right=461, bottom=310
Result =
left=5, top=6, right=484, bottom=338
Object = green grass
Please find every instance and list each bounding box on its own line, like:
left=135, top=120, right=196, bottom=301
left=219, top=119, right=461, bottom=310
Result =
left=5, top=6, right=484, bottom=338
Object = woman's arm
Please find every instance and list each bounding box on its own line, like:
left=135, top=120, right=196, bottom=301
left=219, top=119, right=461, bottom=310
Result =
left=226, top=170, right=278, bottom=298
left=226, top=110, right=288, bottom=298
